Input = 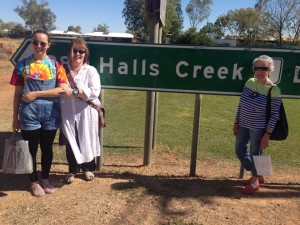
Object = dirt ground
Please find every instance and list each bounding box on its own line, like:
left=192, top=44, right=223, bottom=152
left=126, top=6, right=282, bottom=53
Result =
left=0, top=38, right=299, bottom=225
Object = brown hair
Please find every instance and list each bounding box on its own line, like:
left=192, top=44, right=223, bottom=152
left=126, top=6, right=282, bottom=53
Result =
left=31, top=29, right=51, bottom=43
left=68, top=37, right=89, bottom=64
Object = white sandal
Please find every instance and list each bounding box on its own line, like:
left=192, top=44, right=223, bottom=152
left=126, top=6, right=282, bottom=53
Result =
left=64, top=173, right=75, bottom=184
left=84, top=171, right=94, bottom=181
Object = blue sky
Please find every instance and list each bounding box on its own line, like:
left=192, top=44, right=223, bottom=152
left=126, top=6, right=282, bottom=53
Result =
left=0, top=0, right=257, bottom=33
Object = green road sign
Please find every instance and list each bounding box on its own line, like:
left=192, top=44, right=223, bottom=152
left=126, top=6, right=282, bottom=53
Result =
left=11, top=37, right=300, bottom=98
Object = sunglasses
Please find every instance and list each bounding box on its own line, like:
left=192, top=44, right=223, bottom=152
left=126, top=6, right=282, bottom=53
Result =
left=32, top=40, right=48, bottom=48
left=73, top=49, right=85, bottom=54
left=254, top=66, right=269, bottom=71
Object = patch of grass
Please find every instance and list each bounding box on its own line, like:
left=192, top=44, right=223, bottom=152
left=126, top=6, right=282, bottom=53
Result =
left=102, top=90, right=300, bottom=168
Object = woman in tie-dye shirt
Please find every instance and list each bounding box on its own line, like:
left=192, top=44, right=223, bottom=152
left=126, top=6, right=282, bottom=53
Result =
left=10, top=30, right=68, bottom=197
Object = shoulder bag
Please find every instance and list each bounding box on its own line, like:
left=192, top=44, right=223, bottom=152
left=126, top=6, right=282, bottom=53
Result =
left=266, top=87, right=288, bottom=140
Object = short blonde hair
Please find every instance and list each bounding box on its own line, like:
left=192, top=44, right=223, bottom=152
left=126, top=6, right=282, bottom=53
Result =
left=252, top=55, right=274, bottom=73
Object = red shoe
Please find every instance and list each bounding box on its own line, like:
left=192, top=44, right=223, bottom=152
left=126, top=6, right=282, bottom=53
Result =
left=242, top=184, right=260, bottom=195
left=242, top=176, right=264, bottom=186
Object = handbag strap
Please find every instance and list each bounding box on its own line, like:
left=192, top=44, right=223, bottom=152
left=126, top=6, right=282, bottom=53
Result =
left=65, top=63, right=99, bottom=110
left=266, top=86, right=274, bottom=121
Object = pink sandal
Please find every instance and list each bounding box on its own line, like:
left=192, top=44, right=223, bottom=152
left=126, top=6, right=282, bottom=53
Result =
left=243, top=176, right=264, bottom=186
left=31, top=183, right=45, bottom=197
left=242, top=184, right=260, bottom=194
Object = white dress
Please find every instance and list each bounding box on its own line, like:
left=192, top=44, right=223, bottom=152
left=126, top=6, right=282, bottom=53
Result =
left=60, top=64, right=101, bottom=164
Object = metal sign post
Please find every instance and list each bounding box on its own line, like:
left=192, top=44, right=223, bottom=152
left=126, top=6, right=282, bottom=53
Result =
left=144, top=0, right=160, bottom=165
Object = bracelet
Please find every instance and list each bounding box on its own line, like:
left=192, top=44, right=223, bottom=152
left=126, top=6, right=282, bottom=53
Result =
left=72, top=88, right=79, bottom=97
left=266, top=131, right=272, bottom=135
left=234, top=122, right=238, bottom=125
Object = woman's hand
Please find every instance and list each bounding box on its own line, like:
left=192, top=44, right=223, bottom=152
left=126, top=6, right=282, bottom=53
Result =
left=22, top=92, right=37, bottom=103
left=57, top=88, right=67, bottom=96
left=233, top=123, right=239, bottom=135
left=260, top=133, right=270, bottom=149
left=12, top=118, right=20, bottom=132
left=59, top=88, right=76, bottom=97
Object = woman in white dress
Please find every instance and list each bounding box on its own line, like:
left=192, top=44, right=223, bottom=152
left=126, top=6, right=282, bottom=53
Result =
left=60, top=37, right=101, bottom=183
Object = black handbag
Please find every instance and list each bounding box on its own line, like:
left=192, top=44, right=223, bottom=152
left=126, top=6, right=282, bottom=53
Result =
left=266, top=87, right=288, bottom=140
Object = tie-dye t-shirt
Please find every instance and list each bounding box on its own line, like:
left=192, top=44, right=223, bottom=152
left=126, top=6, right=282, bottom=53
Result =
left=10, top=55, right=67, bottom=86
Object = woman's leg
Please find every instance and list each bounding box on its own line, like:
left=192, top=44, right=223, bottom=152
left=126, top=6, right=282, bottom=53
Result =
left=81, top=159, right=96, bottom=172
left=235, top=126, right=253, bottom=171
left=66, top=143, right=80, bottom=174
left=249, top=128, right=266, bottom=177
left=39, top=129, right=57, bottom=179
left=21, top=129, right=41, bottom=182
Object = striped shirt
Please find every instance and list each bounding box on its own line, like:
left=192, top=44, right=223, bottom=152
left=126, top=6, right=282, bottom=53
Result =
left=235, top=78, right=281, bottom=130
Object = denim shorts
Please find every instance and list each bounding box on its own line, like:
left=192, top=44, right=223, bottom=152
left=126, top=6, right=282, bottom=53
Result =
left=19, top=99, right=60, bottom=131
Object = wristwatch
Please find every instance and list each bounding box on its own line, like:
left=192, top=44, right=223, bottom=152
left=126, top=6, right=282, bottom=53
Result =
left=72, top=88, right=79, bottom=97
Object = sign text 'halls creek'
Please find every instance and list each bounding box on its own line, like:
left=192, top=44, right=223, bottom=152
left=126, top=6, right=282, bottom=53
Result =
left=11, top=38, right=300, bottom=98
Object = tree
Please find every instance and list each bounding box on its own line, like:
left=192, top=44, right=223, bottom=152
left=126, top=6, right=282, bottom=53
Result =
left=254, top=0, right=269, bottom=10
left=163, top=0, right=184, bottom=42
left=0, top=20, right=27, bottom=37
left=67, top=25, right=82, bottom=33
left=14, top=0, right=56, bottom=32
left=123, top=0, right=148, bottom=42
left=10, top=23, right=27, bottom=37
left=257, top=0, right=300, bottom=47
left=199, top=22, right=224, bottom=39
left=93, top=23, right=109, bottom=33
left=123, top=0, right=183, bottom=42
left=286, top=5, right=300, bottom=43
left=215, top=8, right=263, bottom=45
left=175, top=27, right=215, bottom=45
left=185, top=0, right=213, bottom=30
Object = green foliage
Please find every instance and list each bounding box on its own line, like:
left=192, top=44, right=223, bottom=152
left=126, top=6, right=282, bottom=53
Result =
left=122, top=0, right=148, bottom=42
left=199, top=22, right=224, bottom=39
left=215, top=0, right=300, bottom=47
left=122, top=0, right=183, bottom=42
left=93, top=23, right=109, bottom=33
left=163, top=0, right=184, bottom=41
left=175, top=28, right=199, bottom=44
left=215, top=7, right=262, bottom=45
left=67, top=25, right=82, bottom=33
left=175, top=28, right=215, bottom=45
left=14, top=0, right=56, bottom=32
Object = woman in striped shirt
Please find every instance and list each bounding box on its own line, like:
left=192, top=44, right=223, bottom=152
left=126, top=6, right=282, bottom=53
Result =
left=233, top=55, right=281, bottom=194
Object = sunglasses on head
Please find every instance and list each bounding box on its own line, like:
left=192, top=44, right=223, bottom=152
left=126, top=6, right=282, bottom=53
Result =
left=254, top=66, right=269, bottom=71
left=73, top=49, right=85, bottom=54
left=32, top=40, right=48, bottom=48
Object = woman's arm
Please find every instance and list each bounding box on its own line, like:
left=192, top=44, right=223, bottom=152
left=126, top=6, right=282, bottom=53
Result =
left=77, top=66, right=101, bottom=101
left=22, top=83, right=68, bottom=102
